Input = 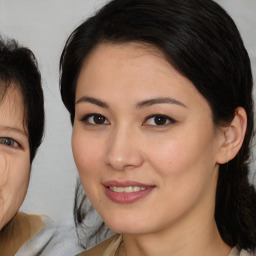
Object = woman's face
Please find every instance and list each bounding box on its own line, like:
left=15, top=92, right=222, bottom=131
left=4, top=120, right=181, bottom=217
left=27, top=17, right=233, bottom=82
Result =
left=72, top=43, right=225, bottom=235
left=0, top=87, right=30, bottom=230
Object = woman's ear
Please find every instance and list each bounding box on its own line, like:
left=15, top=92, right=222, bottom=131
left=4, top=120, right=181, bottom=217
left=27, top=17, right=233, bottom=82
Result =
left=216, top=107, right=247, bottom=164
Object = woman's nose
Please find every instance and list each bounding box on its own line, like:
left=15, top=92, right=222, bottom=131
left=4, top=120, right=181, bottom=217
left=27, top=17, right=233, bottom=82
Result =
left=104, top=126, right=144, bottom=171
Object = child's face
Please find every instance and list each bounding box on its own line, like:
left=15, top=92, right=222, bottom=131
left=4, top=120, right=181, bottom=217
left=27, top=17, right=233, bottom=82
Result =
left=0, top=87, right=30, bottom=230
left=72, top=42, right=224, bottom=235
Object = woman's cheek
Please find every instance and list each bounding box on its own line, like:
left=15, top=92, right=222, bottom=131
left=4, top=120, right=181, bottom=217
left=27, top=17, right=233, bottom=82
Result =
left=72, top=131, right=100, bottom=175
left=147, top=138, right=181, bottom=174
left=0, top=155, right=8, bottom=187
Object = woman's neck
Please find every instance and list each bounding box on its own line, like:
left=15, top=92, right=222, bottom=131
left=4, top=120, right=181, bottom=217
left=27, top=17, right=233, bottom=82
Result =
left=122, top=218, right=231, bottom=256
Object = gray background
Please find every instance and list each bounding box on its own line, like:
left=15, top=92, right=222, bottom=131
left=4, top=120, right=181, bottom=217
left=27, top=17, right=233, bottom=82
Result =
left=0, top=0, right=255, bottom=225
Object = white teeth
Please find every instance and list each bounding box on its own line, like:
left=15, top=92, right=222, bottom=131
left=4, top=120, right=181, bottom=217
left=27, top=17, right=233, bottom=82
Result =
left=109, top=186, right=147, bottom=193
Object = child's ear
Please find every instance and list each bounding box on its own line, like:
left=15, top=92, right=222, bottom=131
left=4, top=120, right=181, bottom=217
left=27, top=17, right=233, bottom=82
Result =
left=216, top=107, right=247, bottom=164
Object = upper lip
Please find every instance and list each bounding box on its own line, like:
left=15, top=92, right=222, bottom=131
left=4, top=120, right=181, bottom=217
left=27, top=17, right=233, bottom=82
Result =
left=103, top=180, right=155, bottom=187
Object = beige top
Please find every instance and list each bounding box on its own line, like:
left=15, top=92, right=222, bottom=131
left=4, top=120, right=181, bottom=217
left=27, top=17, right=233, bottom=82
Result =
left=77, top=234, right=254, bottom=256
left=77, top=234, right=122, bottom=256
left=0, top=212, right=45, bottom=256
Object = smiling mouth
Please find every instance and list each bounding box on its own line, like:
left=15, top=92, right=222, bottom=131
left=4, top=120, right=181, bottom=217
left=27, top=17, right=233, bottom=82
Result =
left=105, top=183, right=155, bottom=203
left=109, top=186, right=147, bottom=193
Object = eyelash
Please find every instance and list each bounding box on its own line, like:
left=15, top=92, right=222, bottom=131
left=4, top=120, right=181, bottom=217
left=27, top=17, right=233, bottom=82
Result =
left=80, top=113, right=110, bottom=125
left=143, top=114, right=176, bottom=126
left=0, top=137, right=20, bottom=148
left=80, top=113, right=176, bottom=127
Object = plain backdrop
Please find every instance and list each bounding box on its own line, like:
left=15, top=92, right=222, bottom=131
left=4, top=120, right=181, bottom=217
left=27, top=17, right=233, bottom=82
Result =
left=0, top=0, right=256, bottom=225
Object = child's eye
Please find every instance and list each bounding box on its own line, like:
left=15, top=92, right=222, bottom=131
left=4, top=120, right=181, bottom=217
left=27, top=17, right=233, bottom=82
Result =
left=80, top=114, right=110, bottom=125
left=143, top=115, right=175, bottom=126
left=0, top=137, right=20, bottom=148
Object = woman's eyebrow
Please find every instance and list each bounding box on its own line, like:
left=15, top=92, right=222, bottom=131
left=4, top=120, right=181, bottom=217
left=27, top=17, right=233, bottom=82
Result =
left=136, top=97, right=187, bottom=109
left=76, top=96, right=109, bottom=108
left=0, top=125, right=27, bottom=136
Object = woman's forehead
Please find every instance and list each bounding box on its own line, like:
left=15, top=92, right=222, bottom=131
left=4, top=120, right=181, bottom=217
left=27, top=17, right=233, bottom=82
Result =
left=0, top=86, right=26, bottom=130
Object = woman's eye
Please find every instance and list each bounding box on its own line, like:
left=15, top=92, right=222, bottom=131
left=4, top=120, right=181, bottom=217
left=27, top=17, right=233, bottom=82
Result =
left=143, top=115, right=175, bottom=126
left=0, top=137, right=20, bottom=148
left=81, top=114, right=110, bottom=125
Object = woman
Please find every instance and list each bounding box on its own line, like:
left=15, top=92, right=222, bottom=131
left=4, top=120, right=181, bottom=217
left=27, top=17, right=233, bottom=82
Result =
left=0, top=36, right=45, bottom=255
left=60, top=0, right=256, bottom=255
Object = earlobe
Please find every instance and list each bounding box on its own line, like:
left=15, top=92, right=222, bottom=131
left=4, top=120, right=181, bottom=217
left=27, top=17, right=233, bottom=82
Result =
left=216, top=107, right=247, bottom=164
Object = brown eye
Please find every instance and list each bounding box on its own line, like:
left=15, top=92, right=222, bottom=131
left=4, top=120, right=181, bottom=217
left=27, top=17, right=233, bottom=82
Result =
left=92, top=115, right=106, bottom=124
left=0, top=137, right=20, bottom=147
left=81, top=114, right=110, bottom=125
left=143, top=115, right=175, bottom=126
left=154, top=116, right=168, bottom=125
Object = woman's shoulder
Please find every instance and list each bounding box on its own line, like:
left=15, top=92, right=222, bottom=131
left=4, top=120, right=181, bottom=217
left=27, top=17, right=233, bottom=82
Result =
left=77, top=234, right=122, bottom=256
left=16, top=220, right=85, bottom=256
left=0, top=212, right=46, bottom=256
left=14, top=211, right=46, bottom=234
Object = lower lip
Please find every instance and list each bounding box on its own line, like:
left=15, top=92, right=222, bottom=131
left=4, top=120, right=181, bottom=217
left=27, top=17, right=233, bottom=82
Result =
left=104, top=186, right=155, bottom=204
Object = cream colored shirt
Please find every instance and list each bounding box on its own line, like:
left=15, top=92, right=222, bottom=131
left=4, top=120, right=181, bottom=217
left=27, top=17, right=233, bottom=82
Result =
left=0, top=212, right=45, bottom=256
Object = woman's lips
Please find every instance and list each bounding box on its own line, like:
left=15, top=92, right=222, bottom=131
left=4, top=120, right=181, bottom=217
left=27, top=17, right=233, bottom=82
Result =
left=109, top=185, right=147, bottom=193
left=103, top=181, right=155, bottom=204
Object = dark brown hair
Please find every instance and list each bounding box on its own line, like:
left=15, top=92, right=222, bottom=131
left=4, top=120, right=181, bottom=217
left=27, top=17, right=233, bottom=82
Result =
left=0, top=36, right=44, bottom=161
left=60, top=0, right=256, bottom=250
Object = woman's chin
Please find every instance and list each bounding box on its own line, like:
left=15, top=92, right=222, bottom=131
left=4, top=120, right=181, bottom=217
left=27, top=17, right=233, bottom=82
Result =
left=105, top=220, right=148, bottom=235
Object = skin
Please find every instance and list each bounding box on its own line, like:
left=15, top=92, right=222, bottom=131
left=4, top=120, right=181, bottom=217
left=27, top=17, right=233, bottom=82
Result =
left=0, top=87, right=30, bottom=230
left=72, top=43, right=233, bottom=255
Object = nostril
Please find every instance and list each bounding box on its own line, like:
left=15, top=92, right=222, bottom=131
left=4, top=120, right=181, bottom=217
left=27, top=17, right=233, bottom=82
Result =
left=104, top=129, right=144, bottom=171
